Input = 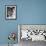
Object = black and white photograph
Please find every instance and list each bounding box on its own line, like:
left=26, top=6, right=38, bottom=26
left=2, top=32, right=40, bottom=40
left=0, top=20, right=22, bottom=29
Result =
left=5, top=5, right=16, bottom=20
left=18, top=25, right=46, bottom=46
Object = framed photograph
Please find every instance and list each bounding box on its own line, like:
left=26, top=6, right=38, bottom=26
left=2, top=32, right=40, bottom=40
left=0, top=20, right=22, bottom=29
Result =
left=18, top=24, right=46, bottom=42
left=5, top=5, right=16, bottom=20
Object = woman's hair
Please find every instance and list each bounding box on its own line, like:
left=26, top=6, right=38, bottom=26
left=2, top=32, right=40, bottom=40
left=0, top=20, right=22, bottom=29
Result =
left=7, top=7, right=15, bottom=17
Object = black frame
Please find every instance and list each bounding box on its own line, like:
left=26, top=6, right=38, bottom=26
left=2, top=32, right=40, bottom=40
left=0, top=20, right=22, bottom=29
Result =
left=5, top=5, right=17, bottom=20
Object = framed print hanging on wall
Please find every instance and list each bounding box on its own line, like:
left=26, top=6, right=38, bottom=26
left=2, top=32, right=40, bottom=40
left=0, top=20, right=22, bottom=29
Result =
left=5, top=5, right=16, bottom=20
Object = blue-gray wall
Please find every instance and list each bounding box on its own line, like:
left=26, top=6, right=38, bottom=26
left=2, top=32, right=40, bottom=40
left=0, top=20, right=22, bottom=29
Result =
left=0, top=0, right=46, bottom=44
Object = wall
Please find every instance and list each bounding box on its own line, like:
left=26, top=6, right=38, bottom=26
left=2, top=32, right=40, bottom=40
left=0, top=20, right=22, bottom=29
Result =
left=0, top=0, right=46, bottom=44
